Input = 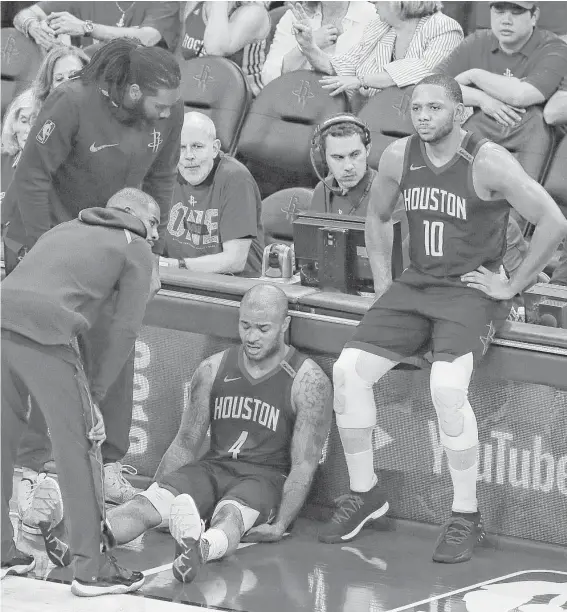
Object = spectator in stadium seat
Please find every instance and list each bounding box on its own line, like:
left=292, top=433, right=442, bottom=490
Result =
left=1, top=39, right=182, bottom=517
left=13, top=1, right=180, bottom=50
left=33, top=284, right=332, bottom=588
left=310, top=115, right=376, bottom=218
left=1, top=90, right=37, bottom=222
left=262, top=1, right=376, bottom=86
left=292, top=1, right=462, bottom=108
left=32, top=45, right=89, bottom=105
left=544, top=80, right=567, bottom=130
left=178, top=1, right=271, bottom=97
left=435, top=1, right=567, bottom=179
left=159, top=111, right=264, bottom=277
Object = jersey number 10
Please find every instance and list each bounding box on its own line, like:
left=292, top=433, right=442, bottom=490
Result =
left=228, top=430, right=249, bottom=459
left=423, top=220, right=444, bottom=257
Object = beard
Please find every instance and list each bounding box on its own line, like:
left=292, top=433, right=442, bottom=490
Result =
left=417, top=118, right=455, bottom=145
left=111, top=93, right=149, bottom=127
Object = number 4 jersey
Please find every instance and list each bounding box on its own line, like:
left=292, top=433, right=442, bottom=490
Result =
left=205, top=346, right=308, bottom=474
left=400, top=131, right=510, bottom=279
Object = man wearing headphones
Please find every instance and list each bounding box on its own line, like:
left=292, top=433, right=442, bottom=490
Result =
left=310, top=114, right=375, bottom=217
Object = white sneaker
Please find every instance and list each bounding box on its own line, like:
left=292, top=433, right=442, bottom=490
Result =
left=103, top=463, right=140, bottom=505
left=25, top=476, right=64, bottom=534
left=169, top=495, right=205, bottom=584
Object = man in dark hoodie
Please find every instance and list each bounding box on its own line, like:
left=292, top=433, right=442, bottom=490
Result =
left=1, top=187, right=157, bottom=597
left=1, top=37, right=182, bottom=510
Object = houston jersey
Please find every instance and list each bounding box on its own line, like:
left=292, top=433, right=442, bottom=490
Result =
left=400, top=132, right=509, bottom=278
left=205, top=346, right=307, bottom=473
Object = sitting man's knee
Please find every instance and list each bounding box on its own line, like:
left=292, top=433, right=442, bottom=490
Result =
left=212, top=500, right=252, bottom=533
left=431, top=385, right=467, bottom=437
left=135, top=482, right=177, bottom=529
left=430, top=356, right=476, bottom=446
left=333, top=348, right=393, bottom=428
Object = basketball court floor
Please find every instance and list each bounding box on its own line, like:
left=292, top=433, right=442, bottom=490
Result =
left=3, top=474, right=566, bottom=612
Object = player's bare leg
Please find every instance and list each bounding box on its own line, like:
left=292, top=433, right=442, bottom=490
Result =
left=430, top=353, right=485, bottom=563
left=319, top=348, right=393, bottom=543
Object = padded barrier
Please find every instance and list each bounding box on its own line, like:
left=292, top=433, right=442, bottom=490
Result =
left=121, top=276, right=567, bottom=547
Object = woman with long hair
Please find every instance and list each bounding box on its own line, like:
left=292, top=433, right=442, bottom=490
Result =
left=33, top=45, right=90, bottom=105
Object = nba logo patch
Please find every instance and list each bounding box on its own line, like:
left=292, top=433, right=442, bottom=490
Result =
left=36, top=120, right=56, bottom=144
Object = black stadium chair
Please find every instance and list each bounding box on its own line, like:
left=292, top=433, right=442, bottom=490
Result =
left=1, top=28, right=42, bottom=117
left=180, top=56, right=252, bottom=156
left=358, top=85, right=415, bottom=171
left=236, top=70, right=349, bottom=198
left=543, top=133, right=567, bottom=216
left=261, top=187, right=314, bottom=245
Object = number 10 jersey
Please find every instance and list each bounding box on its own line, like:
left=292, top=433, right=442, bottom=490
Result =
left=205, top=346, right=307, bottom=474
left=400, top=131, right=510, bottom=279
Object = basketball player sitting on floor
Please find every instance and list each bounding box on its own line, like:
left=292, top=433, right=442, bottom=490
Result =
left=30, top=284, right=332, bottom=584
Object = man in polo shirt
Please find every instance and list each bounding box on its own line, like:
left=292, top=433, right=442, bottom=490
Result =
left=310, top=116, right=376, bottom=218
left=13, top=1, right=179, bottom=50
left=159, top=112, right=264, bottom=277
left=435, top=1, right=567, bottom=180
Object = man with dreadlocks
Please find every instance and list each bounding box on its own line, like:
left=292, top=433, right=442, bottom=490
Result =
left=1, top=38, right=183, bottom=519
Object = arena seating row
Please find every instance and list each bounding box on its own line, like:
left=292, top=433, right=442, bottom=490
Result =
left=2, top=26, right=566, bottom=217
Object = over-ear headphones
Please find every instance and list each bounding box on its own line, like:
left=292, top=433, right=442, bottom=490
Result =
left=310, top=113, right=371, bottom=195
left=311, top=113, right=371, bottom=153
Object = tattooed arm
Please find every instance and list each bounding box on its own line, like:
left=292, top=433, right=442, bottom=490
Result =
left=244, top=359, right=332, bottom=541
left=154, top=352, right=223, bottom=480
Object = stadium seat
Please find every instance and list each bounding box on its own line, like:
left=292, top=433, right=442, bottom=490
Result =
left=236, top=70, right=349, bottom=197
left=543, top=133, right=567, bottom=216
left=358, top=85, right=415, bottom=170
left=1, top=28, right=42, bottom=117
left=261, top=187, right=314, bottom=245
left=180, top=56, right=252, bottom=156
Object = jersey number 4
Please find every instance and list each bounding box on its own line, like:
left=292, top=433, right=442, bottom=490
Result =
left=423, top=220, right=444, bottom=257
left=228, top=431, right=249, bottom=459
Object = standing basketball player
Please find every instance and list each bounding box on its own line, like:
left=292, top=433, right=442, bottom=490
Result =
left=34, top=284, right=333, bottom=584
left=319, top=74, right=567, bottom=562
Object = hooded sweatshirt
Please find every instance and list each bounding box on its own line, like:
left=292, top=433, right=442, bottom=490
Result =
left=1, top=207, right=154, bottom=403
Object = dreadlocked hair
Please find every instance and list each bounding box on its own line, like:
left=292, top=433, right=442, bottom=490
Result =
left=77, top=38, right=181, bottom=103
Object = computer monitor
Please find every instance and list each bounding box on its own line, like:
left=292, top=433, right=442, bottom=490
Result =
left=293, top=212, right=403, bottom=295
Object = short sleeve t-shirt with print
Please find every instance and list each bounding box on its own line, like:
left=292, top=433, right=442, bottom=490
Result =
left=37, top=1, right=180, bottom=49
left=165, top=154, right=264, bottom=278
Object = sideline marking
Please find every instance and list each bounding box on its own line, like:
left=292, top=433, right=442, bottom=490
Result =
left=387, top=569, right=567, bottom=612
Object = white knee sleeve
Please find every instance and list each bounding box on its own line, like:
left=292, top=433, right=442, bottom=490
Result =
left=136, top=482, right=176, bottom=529
left=333, top=348, right=395, bottom=429
left=430, top=355, right=478, bottom=452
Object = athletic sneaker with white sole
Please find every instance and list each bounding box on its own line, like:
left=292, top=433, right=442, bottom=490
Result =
left=71, top=554, right=144, bottom=597
left=169, top=494, right=205, bottom=584
left=318, top=485, right=389, bottom=543
left=18, top=470, right=44, bottom=535
left=104, top=462, right=140, bottom=505
left=26, top=475, right=64, bottom=532
left=1, top=549, right=35, bottom=579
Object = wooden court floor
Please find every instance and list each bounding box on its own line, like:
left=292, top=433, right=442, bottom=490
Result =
left=3, top=496, right=566, bottom=612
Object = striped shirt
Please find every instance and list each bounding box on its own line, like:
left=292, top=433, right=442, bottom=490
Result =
left=330, top=11, right=463, bottom=97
